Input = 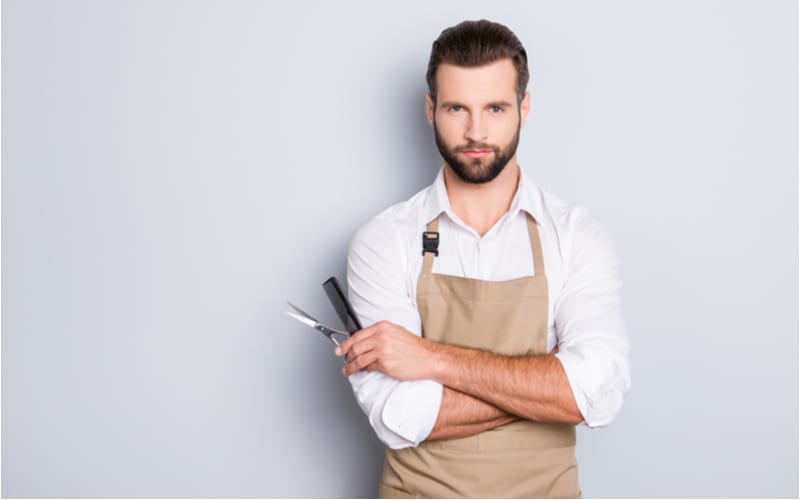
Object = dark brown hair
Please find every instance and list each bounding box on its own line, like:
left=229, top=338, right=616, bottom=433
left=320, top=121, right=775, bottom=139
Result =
left=426, top=20, right=529, bottom=104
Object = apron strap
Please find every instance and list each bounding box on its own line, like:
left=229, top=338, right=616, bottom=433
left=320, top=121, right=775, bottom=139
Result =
left=525, top=213, right=545, bottom=276
left=423, top=214, right=544, bottom=277
left=422, top=217, right=440, bottom=275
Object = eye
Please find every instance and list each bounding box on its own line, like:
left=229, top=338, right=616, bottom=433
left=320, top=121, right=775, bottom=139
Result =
left=489, top=105, right=503, bottom=113
left=448, top=105, right=463, bottom=112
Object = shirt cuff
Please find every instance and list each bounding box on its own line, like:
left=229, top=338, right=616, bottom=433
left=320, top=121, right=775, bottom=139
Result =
left=554, top=350, right=590, bottom=424
left=556, top=348, right=628, bottom=428
left=381, top=379, right=443, bottom=445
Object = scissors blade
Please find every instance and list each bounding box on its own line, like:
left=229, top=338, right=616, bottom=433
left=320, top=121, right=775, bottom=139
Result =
left=285, top=309, right=318, bottom=329
left=286, top=302, right=320, bottom=323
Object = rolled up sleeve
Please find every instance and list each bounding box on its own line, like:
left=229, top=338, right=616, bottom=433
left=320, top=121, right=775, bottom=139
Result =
left=553, top=208, right=631, bottom=427
left=345, top=216, right=443, bottom=449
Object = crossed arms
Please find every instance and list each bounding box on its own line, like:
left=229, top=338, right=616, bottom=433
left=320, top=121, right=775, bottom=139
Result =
left=336, top=323, right=582, bottom=440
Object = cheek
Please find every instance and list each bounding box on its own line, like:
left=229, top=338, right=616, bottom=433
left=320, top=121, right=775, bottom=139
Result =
left=434, top=114, right=467, bottom=139
left=494, top=116, right=520, bottom=138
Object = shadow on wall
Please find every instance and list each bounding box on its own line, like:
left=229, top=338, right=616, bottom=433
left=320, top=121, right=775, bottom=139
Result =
left=389, top=61, right=443, bottom=200
left=405, top=82, right=442, bottom=192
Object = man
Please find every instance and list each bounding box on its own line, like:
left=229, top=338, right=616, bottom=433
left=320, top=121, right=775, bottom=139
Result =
left=335, top=19, right=631, bottom=498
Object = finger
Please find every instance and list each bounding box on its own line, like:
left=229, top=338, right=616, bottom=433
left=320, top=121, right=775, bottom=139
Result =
left=335, top=323, right=382, bottom=356
left=334, top=340, right=349, bottom=357
left=347, top=335, right=380, bottom=361
left=346, top=340, right=378, bottom=367
left=343, top=350, right=379, bottom=376
left=335, top=331, right=362, bottom=356
left=362, top=361, right=381, bottom=373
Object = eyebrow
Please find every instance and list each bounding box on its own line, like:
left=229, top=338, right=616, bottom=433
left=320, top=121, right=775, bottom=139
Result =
left=438, top=100, right=464, bottom=109
left=438, top=100, right=515, bottom=109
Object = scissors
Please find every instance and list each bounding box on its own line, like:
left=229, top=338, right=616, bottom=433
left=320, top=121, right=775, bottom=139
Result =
left=285, top=302, right=350, bottom=347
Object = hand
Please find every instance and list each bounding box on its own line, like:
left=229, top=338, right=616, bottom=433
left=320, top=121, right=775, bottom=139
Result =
left=335, top=321, right=435, bottom=380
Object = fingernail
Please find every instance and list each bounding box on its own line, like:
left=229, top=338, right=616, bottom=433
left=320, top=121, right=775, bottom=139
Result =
left=335, top=347, right=341, bottom=356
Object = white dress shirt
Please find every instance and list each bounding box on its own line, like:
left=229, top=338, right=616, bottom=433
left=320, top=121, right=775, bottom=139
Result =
left=346, top=166, right=631, bottom=450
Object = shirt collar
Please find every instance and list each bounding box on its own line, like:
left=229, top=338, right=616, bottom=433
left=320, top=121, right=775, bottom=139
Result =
left=422, top=165, right=545, bottom=226
left=509, top=165, right=545, bottom=224
left=421, top=167, right=450, bottom=224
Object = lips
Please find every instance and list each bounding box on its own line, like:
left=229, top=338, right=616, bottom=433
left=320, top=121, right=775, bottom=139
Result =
left=462, top=149, right=492, bottom=159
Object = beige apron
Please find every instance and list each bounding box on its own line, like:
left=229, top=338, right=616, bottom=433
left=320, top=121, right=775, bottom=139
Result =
left=378, top=213, right=581, bottom=499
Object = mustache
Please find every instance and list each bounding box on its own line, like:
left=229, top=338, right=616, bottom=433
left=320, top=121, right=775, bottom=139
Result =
left=453, top=142, right=500, bottom=153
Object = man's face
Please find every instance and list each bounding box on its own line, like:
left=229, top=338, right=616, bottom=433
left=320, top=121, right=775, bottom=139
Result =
left=427, top=58, right=530, bottom=184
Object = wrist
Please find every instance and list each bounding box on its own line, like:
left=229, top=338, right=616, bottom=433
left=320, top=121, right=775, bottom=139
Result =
left=425, top=340, right=450, bottom=383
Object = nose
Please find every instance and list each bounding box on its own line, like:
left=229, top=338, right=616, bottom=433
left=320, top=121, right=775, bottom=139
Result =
left=465, top=114, right=487, bottom=142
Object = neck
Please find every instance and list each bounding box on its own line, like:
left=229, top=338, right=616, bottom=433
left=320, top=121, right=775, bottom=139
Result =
left=443, top=159, right=521, bottom=237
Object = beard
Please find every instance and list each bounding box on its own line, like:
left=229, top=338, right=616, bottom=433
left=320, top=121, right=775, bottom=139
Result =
left=434, top=120, right=521, bottom=184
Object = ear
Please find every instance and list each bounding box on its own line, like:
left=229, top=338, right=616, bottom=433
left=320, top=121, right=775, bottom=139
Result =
left=519, top=91, right=531, bottom=127
left=425, top=93, right=435, bottom=127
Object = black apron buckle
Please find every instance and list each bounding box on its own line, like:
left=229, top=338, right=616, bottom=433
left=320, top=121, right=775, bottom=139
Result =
left=422, top=231, right=440, bottom=256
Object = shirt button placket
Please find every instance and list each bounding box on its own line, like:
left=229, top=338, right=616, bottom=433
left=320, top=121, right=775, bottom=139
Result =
left=476, top=239, right=483, bottom=278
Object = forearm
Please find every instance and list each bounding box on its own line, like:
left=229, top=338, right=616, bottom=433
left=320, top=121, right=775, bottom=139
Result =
left=338, top=323, right=584, bottom=428
left=429, top=343, right=583, bottom=425
left=427, top=386, right=518, bottom=441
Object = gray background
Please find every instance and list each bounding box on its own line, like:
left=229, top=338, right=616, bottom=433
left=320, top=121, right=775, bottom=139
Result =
left=2, top=0, right=797, bottom=498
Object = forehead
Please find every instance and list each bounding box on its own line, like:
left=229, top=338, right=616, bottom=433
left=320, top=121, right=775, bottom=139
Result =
left=434, top=58, right=518, bottom=103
